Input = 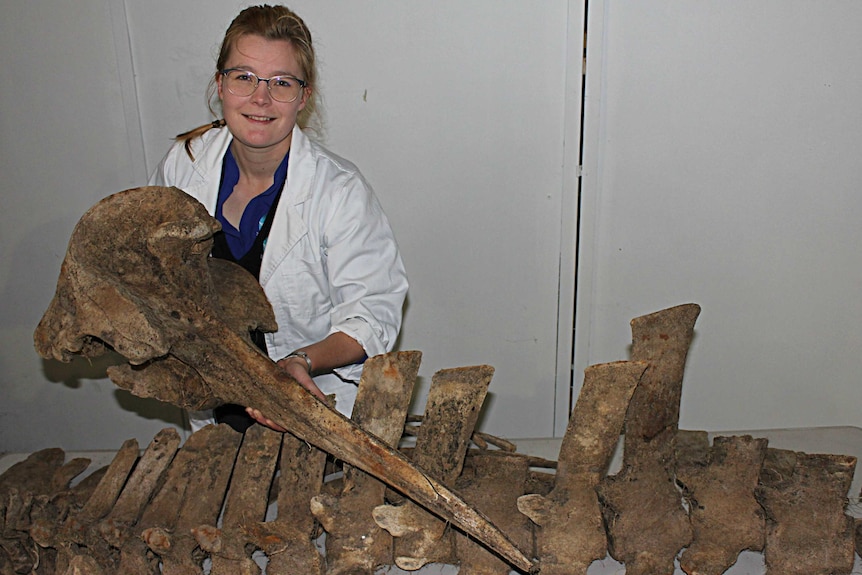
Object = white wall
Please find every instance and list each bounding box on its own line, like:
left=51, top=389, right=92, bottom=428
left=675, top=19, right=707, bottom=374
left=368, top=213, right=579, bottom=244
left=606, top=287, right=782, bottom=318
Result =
left=0, top=0, right=185, bottom=452
left=5, top=0, right=859, bottom=456
left=576, top=0, right=862, bottom=433
left=0, top=0, right=580, bottom=452
left=128, top=0, right=581, bottom=440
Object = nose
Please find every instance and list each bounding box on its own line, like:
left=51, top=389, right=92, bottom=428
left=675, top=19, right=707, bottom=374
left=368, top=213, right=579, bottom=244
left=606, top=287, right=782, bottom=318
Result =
left=250, top=79, right=272, bottom=103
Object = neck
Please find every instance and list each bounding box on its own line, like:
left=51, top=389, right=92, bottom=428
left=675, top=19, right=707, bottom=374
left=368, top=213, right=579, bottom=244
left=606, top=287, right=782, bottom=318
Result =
left=230, top=135, right=292, bottom=184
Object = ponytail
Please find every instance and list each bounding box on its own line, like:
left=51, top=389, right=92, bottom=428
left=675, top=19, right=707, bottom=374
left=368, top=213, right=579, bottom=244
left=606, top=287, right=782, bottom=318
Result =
left=175, top=119, right=226, bottom=161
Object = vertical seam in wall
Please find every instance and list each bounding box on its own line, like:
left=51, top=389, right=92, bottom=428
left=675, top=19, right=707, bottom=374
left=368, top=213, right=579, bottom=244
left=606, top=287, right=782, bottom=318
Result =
left=108, top=0, right=148, bottom=183
left=554, top=0, right=589, bottom=436
left=571, top=0, right=590, bottom=416
left=571, top=0, right=608, bottom=412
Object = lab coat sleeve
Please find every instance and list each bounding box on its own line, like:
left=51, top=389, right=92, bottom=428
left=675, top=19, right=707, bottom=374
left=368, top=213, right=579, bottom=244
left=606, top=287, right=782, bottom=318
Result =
left=321, top=172, right=408, bottom=378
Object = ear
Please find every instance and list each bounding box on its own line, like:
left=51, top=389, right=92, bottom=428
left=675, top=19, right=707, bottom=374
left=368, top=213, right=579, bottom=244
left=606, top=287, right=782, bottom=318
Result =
left=216, top=71, right=225, bottom=101
left=297, top=85, right=311, bottom=111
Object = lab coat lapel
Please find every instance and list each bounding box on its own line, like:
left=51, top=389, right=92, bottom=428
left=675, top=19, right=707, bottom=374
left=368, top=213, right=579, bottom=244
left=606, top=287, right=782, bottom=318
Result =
left=259, top=125, right=313, bottom=287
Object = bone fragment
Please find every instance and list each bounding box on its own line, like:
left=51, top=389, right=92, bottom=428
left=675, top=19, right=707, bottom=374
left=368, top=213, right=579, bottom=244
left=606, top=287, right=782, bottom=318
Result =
left=29, top=464, right=106, bottom=575
left=857, top=511, right=862, bottom=562
left=456, top=451, right=532, bottom=574
left=626, top=303, right=701, bottom=457
left=196, top=424, right=281, bottom=575
left=34, top=187, right=535, bottom=573
left=675, top=432, right=767, bottom=575
left=154, top=424, right=240, bottom=575
left=41, top=439, right=141, bottom=573
left=258, top=428, right=329, bottom=575
left=74, top=439, right=139, bottom=526
left=311, top=351, right=419, bottom=574
left=756, top=448, right=857, bottom=575
left=96, top=428, right=181, bottom=549
left=597, top=303, right=700, bottom=575
left=0, top=448, right=70, bottom=574
left=50, top=458, right=92, bottom=495
left=116, top=424, right=231, bottom=574
left=518, top=360, right=646, bottom=575
left=374, top=365, right=492, bottom=570
left=61, top=554, right=105, bottom=575
left=471, top=431, right=517, bottom=452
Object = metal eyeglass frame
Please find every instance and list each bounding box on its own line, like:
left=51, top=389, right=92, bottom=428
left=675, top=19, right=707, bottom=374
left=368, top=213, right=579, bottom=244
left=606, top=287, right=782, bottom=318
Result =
left=220, top=68, right=308, bottom=102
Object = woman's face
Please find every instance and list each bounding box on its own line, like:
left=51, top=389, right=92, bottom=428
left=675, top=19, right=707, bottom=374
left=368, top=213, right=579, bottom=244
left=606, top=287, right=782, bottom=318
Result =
left=218, top=34, right=309, bottom=159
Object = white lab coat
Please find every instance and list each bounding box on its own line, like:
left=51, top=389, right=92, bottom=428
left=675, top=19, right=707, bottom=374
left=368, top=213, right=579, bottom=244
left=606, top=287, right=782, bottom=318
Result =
left=149, top=124, right=408, bottom=426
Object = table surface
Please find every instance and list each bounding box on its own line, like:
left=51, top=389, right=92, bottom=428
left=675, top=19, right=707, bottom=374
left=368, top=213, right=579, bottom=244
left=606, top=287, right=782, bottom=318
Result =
left=2, top=426, right=861, bottom=575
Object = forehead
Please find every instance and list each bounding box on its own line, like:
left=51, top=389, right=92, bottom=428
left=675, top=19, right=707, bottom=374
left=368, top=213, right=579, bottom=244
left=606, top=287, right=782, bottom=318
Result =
left=227, top=35, right=301, bottom=75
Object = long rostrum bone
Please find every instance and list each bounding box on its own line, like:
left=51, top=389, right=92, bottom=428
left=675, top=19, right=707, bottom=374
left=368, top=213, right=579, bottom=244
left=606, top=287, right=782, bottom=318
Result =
left=33, top=187, right=536, bottom=574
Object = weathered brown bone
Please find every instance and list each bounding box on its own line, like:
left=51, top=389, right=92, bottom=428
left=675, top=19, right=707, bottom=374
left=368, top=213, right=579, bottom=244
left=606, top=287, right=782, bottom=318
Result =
left=856, top=514, right=862, bottom=560
left=96, top=428, right=181, bottom=550
left=23, top=440, right=140, bottom=574
left=194, top=424, right=281, bottom=575
left=373, top=365, right=492, bottom=571
left=675, top=432, right=767, bottom=575
left=310, top=351, right=419, bottom=574
left=756, top=448, right=857, bottom=575
left=259, top=427, right=329, bottom=575
left=518, top=360, right=646, bottom=575
left=34, top=187, right=534, bottom=573
left=455, top=451, right=533, bottom=574
left=597, top=303, right=700, bottom=575
left=116, top=424, right=229, bottom=574
left=57, top=437, right=141, bottom=571
left=151, top=424, right=240, bottom=575
left=0, top=448, right=82, bottom=574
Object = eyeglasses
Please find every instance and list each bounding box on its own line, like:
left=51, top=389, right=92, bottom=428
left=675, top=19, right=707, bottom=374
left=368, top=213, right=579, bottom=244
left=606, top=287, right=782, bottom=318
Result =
left=220, top=68, right=307, bottom=103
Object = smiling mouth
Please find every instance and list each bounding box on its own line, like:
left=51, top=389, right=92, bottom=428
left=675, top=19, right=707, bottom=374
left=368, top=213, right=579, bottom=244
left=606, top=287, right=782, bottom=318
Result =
left=245, top=114, right=275, bottom=122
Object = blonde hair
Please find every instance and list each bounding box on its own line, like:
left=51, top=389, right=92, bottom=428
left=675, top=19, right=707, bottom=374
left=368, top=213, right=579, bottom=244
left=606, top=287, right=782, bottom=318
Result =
left=176, top=5, right=319, bottom=159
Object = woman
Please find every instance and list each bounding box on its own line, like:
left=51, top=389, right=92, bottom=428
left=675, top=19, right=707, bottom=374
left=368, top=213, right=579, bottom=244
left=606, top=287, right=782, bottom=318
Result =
left=149, top=5, right=408, bottom=432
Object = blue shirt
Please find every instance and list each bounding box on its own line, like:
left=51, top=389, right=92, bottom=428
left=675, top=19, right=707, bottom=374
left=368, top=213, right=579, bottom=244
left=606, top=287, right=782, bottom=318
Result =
left=215, top=147, right=289, bottom=259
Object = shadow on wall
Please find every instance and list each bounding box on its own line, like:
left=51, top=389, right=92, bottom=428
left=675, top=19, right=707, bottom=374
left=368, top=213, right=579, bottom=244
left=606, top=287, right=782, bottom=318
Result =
left=40, top=354, right=186, bottom=428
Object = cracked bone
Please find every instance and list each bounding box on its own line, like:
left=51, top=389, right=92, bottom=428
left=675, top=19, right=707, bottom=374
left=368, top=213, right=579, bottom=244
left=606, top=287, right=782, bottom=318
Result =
left=373, top=365, right=492, bottom=571
left=756, top=448, right=857, bottom=575
left=34, top=186, right=535, bottom=574
left=257, top=425, right=329, bottom=575
left=518, top=360, right=646, bottom=575
left=22, top=439, right=140, bottom=573
left=455, top=451, right=533, bottom=574
left=1, top=448, right=82, bottom=574
left=115, top=424, right=236, bottom=574
left=194, top=423, right=282, bottom=575
left=148, top=423, right=240, bottom=575
left=310, top=351, right=419, bottom=574
left=596, top=303, right=700, bottom=575
left=675, top=432, right=767, bottom=575
left=95, top=428, right=181, bottom=550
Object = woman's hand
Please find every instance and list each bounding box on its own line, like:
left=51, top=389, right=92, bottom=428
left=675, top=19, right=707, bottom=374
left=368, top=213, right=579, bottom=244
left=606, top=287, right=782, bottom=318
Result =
left=246, top=334, right=365, bottom=431
left=278, top=354, right=327, bottom=401
left=245, top=354, right=326, bottom=432
left=245, top=407, right=287, bottom=432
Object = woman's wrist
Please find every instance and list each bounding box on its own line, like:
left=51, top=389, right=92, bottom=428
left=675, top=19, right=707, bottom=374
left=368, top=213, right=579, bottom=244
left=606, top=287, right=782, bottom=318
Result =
left=279, top=350, right=312, bottom=375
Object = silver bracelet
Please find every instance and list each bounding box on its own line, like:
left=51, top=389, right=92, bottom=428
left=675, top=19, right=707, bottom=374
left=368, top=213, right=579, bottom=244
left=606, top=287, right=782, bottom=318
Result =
left=279, top=350, right=312, bottom=374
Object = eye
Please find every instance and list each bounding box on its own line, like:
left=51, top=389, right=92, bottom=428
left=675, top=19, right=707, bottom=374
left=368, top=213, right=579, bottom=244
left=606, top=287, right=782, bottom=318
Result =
left=273, top=76, right=294, bottom=88
left=230, top=71, right=255, bottom=83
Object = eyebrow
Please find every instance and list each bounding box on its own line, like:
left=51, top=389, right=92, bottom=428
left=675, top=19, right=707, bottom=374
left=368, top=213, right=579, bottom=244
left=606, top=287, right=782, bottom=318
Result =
left=226, top=65, right=299, bottom=78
